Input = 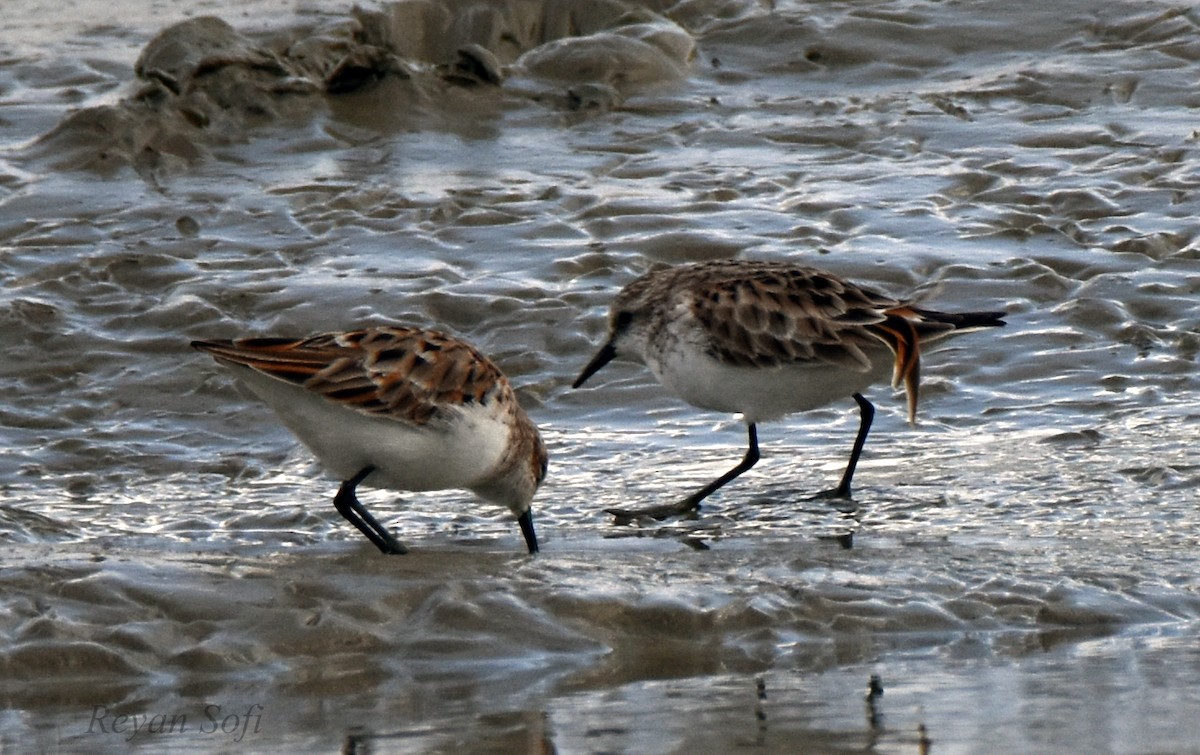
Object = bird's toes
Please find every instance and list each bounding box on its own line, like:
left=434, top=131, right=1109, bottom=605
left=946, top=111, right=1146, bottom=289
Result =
left=604, top=500, right=700, bottom=523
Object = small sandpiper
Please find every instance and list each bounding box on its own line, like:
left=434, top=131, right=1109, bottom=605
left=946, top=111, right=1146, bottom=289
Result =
left=573, top=260, right=1004, bottom=520
left=194, top=326, right=546, bottom=553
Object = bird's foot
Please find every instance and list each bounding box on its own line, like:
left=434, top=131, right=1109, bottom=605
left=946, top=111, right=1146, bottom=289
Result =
left=376, top=537, right=409, bottom=555
left=807, top=486, right=860, bottom=516
left=604, top=499, right=701, bottom=524
left=809, top=486, right=853, bottom=502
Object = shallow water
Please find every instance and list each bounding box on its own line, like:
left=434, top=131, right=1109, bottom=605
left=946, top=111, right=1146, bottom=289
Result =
left=1, top=0, right=1199, bottom=752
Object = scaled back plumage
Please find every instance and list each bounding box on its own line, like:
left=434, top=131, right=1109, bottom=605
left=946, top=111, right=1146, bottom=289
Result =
left=193, top=326, right=515, bottom=427
left=603, top=260, right=1004, bottom=423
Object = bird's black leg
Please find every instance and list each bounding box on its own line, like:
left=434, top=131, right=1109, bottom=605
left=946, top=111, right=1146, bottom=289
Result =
left=517, top=508, right=539, bottom=554
left=682, top=422, right=761, bottom=509
left=333, top=466, right=408, bottom=554
left=606, top=423, right=761, bottom=522
left=816, top=393, right=875, bottom=500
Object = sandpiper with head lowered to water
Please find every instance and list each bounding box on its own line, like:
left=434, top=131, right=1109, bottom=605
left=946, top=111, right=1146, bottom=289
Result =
left=194, top=326, right=547, bottom=553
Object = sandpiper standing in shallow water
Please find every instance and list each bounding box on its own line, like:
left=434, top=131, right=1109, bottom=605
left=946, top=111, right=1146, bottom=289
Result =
left=573, top=260, right=1005, bottom=520
left=193, top=326, right=546, bottom=553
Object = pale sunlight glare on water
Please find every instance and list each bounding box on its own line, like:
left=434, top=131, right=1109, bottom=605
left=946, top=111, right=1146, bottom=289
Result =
left=1, top=0, right=1199, bottom=752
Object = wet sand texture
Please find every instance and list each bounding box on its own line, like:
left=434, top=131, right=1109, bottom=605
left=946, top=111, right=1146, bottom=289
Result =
left=30, top=2, right=695, bottom=176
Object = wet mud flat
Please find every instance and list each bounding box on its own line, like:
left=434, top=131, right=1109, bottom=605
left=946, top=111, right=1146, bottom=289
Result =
left=1, top=0, right=1199, bottom=752
left=7, top=514, right=1200, bottom=754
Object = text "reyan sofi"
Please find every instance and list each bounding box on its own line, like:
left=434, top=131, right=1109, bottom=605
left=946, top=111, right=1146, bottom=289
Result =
left=86, top=703, right=264, bottom=743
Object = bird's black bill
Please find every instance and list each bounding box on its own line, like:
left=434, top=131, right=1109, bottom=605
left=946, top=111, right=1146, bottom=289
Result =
left=572, top=342, right=617, bottom=388
left=517, top=508, right=539, bottom=554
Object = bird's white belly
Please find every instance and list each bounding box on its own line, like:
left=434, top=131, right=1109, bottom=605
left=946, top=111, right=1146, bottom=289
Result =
left=650, top=347, right=891, bottom=423
left=232, top=368, right=509, bottom=491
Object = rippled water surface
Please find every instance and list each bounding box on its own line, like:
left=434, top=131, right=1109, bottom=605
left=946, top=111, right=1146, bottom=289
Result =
left=2, top=0, right=1199, bottom=752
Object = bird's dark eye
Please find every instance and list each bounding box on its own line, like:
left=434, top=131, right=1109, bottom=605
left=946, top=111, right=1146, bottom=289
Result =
left=614, top=311, right=634, bottom=330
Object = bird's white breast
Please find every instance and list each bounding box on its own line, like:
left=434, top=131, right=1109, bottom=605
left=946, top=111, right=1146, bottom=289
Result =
left=647, top=334, right=892, bottom=424
left=230, top=367, right=511, bottom=492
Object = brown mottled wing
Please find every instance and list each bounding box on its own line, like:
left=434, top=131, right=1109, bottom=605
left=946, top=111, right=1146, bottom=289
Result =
left=682, top=265, right=901, bottom=372
left=192, top=326, right=508, bottom=426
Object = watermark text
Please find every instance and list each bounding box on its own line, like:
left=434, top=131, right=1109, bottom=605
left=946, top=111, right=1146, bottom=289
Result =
left=86, top=703, right=264, bottom=743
